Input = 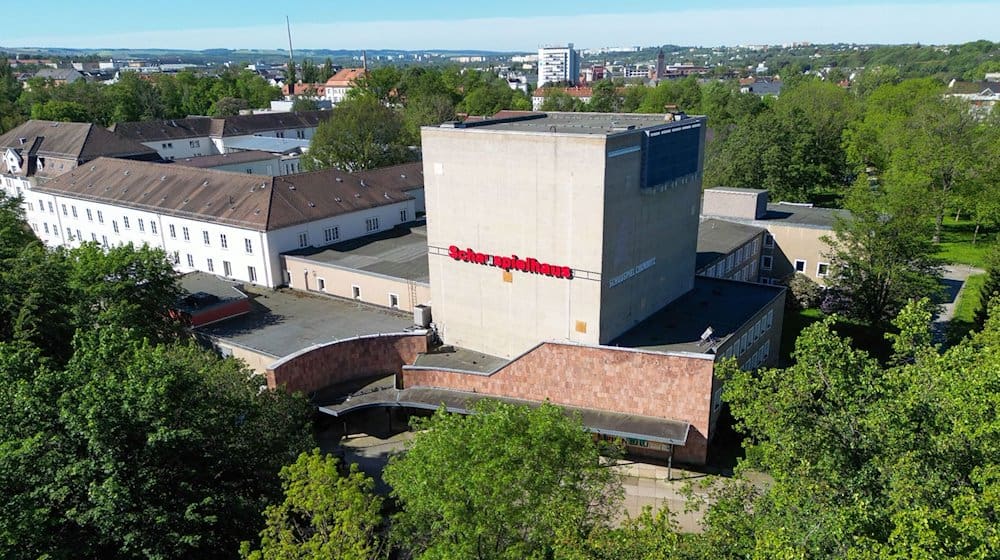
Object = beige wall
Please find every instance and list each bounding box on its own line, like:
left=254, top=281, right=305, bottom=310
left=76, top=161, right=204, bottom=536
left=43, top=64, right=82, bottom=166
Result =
left=283, top=256, right=431, bottom=313
left=212, top=340, right=277, bottom=376
left=762, top=224, right=832, bottom=285
left=422, top=128, right=609, bottom=358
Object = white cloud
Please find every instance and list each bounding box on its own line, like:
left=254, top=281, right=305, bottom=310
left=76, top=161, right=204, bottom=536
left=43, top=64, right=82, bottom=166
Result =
left=9, top=3, right=999, bottom=51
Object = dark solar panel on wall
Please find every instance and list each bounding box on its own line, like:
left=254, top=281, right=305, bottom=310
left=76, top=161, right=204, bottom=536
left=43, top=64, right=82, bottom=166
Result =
left=641, top=123, right=702, bottom=191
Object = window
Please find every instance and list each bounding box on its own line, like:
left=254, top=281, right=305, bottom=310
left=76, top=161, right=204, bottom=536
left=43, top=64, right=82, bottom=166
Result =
left=186, top=254, right=194, bottom=267
left=220, top=233, right=228, bottom=248
left=206, top=258, right=214, bottom=272
left=169, top=224, right=176, bottom=238
left=86, top=208, right=93, bottom=221
left=296, top=129, right=305, bottom=139
left=162, top=142, right=173, bottom=149
left=400, top=209, right=408, bottom=222
left=763, top=233, right=774, bottom=248
left=38, top=198, right=44, bottom=211
left=365, top=217, right=379, bottom=232
left=102, top=235, right=109, bottom=248
left=71, top=206, right=77, bottom=218
left=389, top=293, right=399, bottom=309
left=244, top=238, right=253, bottom=254
left=794, top=259, right=806, bottom=273
left=324, top=226, right=339, bottom=243
left=112, top=220, right=119, bottom=233
left=91, top=233, right=97, bottom=242
left=27, top=202, right=33, bottom=212
left=276, top=131, right=284, bottom=138
left=189, top=140, right=200, bottom=148
left=60, top=203, right=66, bottom=215
left=297, top=232, right=308, bottom=248
left=182, top=227, right=190, bottom=241
left=48, top=201, right=54, bottom=213
left=352, top=285, right=361, bottom=299
left=75, top=228, right=81, bottom=240
left=317, top=278, right=326, bottom=292
left=150, top=221, right=157, bottom=234
left=138, top=218, right=144, bottom=232
left=817, top=262, right=830, bottom=277
left=761, top=255, right=773, bottom=271
left=172, top=251, right=179, bottom=264
left=53, top=225, right=59, bottom=236
left=248, top=266, right=257, bottom=282
left=203, top=230, right=210, bottom=245
left=43, top=223, right=49, bottom=234
left=97, top=210, right=103, bottom=224
left=123, top=216, right=130, bottom=229
left=223, top=261, right=232, bottom=277
left=246, top=168, right=253, bottom=174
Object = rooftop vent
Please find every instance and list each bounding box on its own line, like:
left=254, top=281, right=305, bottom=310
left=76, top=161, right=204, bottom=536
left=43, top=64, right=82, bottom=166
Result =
left=354, top=193, right=361, bottom=198
left=400, top=173, right=406, bottom=178
left=182, top=198, right=190, bottom=204
left=359, top=180, right=367, bottom=188
left=308, top=202, right=315, bottom=207
left=202, top=180, right=209, bottom=187
left=335, top=177, right=343, bottom=182
left=18, top=137, right=27, bottom=144
left=90, top=165, right=96, bottom=171
left=334, top=197, right=342, bottom=202
left=288, top=185, right=296, bottom=190
left=160, top=175, right=166, bottom=181
left=383, top=192, right=391, bottom=199
left=254, top=208, right=260, bottom=214
left=123, top=170, right=129, bottom=176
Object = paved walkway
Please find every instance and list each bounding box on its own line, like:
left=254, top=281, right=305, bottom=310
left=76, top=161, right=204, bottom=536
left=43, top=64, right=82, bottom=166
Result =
left=932, top=264, right=985, bottom=343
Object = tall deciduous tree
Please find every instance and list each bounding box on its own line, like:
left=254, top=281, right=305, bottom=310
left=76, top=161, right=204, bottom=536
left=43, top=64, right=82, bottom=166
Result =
left=240, top=449, right=383, bottom=560
left=303, top=97, right=411, bottom=172
left=821, top=187, right=942, bottom=328
left=383, top=401, right=622, bottom=560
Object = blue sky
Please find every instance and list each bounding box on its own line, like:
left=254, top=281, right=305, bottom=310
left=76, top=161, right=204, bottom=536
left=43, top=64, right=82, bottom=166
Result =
left=4, top=1, right=998, bottom=51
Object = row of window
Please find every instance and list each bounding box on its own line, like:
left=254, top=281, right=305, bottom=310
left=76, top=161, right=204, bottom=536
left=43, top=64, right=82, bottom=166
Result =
left=718, top=309, right=775, bottom=360
left=759, top=255, right=829, bottom=278
left=171, top=251, right=258, bottom=282
left=744, top=340, right=772, bottom=370
left=313, top=277, right=401, bottom=309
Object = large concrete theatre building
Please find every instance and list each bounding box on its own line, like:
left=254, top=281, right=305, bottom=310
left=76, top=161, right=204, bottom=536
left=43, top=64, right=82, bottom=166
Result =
left=423, top=112, right=706, bottom=358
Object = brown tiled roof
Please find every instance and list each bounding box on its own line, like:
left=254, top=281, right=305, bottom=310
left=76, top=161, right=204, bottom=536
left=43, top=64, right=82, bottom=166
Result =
left=171, top=150, right=277, bottom=169
left=110, top=111, right=331, bottom=142
left=325, top=68, right=366, bottom=87
left=36, top=157, right=423, bottom=232
left=0, top=120, right=158, bottom=173
left=109, top=117, right=214, bottom=142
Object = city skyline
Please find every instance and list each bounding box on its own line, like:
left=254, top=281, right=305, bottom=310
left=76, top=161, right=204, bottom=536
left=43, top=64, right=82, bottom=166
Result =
left=3, top=1, right=998, bottom=52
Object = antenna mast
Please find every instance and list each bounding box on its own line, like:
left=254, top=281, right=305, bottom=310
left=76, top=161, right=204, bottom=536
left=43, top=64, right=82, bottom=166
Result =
left=286, top=15, right=295, bottom=95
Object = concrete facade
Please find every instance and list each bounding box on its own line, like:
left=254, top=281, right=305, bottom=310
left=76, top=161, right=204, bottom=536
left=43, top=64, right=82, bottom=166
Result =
left=284, top=255, right=431, bottom=313
left=422, top=113, right=706, bottom=359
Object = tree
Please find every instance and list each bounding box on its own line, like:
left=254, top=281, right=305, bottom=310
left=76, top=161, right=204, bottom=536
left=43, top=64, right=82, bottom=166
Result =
left=0, top=333, right=314, bottom=559
left=586, top=80, right=623, bottom=113
left=303, top=96, right=411, bottom=172
left=821, top=187, right=942, bottom=328
left=211, top=96, right=250, bottom=116
left=383, top=400, right=622, bottom=560
left=30, top=99, right=91, bottom=122
left=540, top=90, right=584, bottom=112
left=290, top=96, right=319, bottom=112
left=240, top=449, right=383, bottom=560
left=107, top=71, right=164, bottom=123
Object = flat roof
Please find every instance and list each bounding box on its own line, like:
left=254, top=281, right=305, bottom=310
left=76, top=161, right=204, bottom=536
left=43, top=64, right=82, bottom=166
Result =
left=412, top=346, right=510, bottom=374
left=760, top=202, right=847, bottom=229
left=318, top=379, right=691, bottom=446
left=285, top=223, right=430, bottom=283
left=696, top=218, right=765, bottom=270
left=611, top=276, right=784, bottom=355
left=195, top=285, right=415, bottom=359
left=172, top=150, right=276, bottom=169
left=176, top=271, right=249, bottom=315
left=438, top=111, right=704, bottom=136
left=224, top=136, right=311, bottom=154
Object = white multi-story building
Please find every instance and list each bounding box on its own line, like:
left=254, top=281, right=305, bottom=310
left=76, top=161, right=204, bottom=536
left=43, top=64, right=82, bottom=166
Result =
left=537, top=44, right=580, bottom=87
left=110, top=111, right=330, bottom=161
left=28, top=158, right=425, bottom=288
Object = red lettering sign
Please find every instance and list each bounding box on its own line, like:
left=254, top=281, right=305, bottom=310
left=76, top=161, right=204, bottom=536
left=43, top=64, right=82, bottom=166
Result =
left=448, top=245, right=573, bottom=279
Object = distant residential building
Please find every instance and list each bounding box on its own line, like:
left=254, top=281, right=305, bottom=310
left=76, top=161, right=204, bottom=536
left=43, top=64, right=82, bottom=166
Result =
left=946, top=78, right=1000, bottom=116
left=740, top=77, right=783, bottom=97
left=537, top=44, right=580, bottom=87
left=32, top=67, right=86, bottom=85
left=323, top=68, right=367, bottom=105
left=531, top=86, right=594, bottom=110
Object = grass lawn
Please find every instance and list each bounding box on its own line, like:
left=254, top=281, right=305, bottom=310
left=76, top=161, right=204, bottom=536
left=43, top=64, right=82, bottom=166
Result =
left=779, top=307, right=893, bottom=366
left=947, top=273, right=987, bottom=344
left=934, top=216, right=997, bottom=269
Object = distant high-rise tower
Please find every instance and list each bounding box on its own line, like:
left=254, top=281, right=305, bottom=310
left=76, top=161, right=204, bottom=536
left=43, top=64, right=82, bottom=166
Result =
left=537, top=44, right=580, bottom=87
